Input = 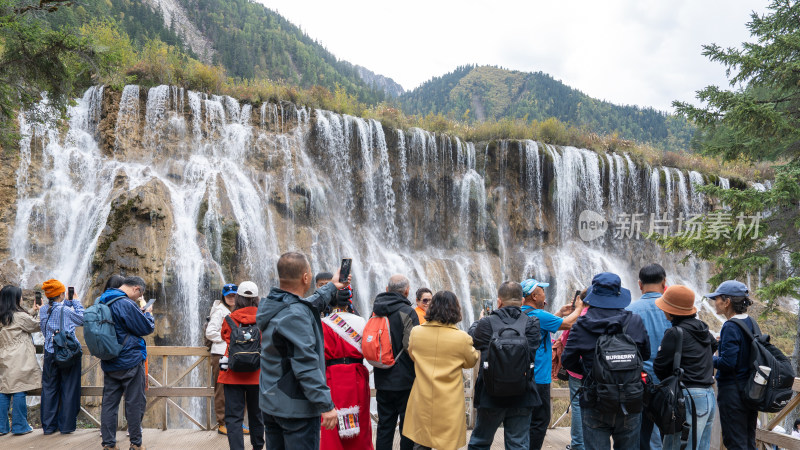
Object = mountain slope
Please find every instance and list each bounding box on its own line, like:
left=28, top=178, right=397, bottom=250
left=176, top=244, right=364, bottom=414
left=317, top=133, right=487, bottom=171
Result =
left=46, top=0, right=396, bottom=102
left=400, top=65, right=693, bottom=149
left=176, top=0, right=390, bottom=103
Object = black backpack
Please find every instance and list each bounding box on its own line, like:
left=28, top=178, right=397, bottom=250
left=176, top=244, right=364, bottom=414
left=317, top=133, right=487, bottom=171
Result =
left=644, top=327, right=697, bottom=450
left=483, top=313, right=532, bottom=397
left=731, top=318, right=795, bottom=412
left=586, top=314, right=644, bottom=415
left=225, top=316, right=261, bottom=372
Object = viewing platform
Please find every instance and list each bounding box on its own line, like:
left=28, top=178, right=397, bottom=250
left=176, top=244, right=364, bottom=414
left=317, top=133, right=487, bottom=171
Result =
left=9, top=427, right=573, bottom=449
left=21, top=346, right=799, bottom=450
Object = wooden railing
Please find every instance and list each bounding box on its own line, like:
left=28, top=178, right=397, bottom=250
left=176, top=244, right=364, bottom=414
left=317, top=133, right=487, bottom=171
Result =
left=32, top=345, right=215, bottom=430
left=30, top=346, right=574, bottom=432
left=754, top=377, right=800, bottom=450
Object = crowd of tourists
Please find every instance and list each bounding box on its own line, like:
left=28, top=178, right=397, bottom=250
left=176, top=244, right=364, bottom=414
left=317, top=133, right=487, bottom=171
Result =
left=0, top=253, right=792, bottom=450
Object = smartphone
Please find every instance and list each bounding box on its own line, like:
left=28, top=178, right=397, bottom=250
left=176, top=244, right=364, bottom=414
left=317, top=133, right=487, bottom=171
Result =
left=35, top=291, right=42, bottom=306
left=142, top=298, right=156, bottom=311
left=339, top=258, right=352, bottom=283
left=573, top=289, right=581, bottom=306
left=67, top=286, right=75, bottom=300
left=482, top=299, right=493, bottom=315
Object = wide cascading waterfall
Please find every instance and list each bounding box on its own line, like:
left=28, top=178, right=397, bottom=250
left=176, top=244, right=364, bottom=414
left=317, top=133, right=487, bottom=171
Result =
left=10, top=85, right=736, bottom=353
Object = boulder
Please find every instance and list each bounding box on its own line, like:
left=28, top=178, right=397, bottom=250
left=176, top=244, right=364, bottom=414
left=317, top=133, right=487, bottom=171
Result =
left=90, top=177, right=174, bottom=301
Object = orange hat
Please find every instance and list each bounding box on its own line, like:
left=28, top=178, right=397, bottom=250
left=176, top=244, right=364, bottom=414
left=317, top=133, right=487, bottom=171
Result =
left=42, top=279, right=66, bottom=299
left=655, top=285, right=697, bottom=316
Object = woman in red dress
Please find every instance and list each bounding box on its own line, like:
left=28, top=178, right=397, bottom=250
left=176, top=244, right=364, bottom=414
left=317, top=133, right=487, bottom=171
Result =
left=320, top=286, right=373, bottom=450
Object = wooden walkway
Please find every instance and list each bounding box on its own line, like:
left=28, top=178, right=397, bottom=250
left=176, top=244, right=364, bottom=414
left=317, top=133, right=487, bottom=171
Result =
left=9, top=427, right=572, bottom=449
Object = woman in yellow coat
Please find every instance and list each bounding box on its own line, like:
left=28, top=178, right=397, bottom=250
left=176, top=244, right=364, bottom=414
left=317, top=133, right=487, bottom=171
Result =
left=403, top=290, right=480, bottom=450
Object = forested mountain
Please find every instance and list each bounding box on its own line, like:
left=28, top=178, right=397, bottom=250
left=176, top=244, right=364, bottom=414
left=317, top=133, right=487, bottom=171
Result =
left=399, top=65, right=694, bottom=149
left=43, top=0, right=396, bottom=103
left=39, top=1, right=688, bottom=147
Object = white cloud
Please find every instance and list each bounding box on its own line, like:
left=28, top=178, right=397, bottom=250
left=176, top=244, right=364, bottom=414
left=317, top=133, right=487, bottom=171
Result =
left=255, top=0, right=770, bottom=111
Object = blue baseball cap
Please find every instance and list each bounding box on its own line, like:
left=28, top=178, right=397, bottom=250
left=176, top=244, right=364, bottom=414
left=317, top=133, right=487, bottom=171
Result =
left=706, top=280, right=749, bottom=299
left=521, top=278, right=550, bottom=297
left=583, top=272, right=631, bottom=309
left=222, top=283, right=237, bottom=297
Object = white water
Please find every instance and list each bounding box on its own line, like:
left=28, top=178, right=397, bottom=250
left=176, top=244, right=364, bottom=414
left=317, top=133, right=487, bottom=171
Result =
left=12, top=85, right=728, bottom=334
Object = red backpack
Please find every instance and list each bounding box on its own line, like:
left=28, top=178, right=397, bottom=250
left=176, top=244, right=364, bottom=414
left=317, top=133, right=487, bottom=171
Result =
left=362, top=314, right=403, bottom=369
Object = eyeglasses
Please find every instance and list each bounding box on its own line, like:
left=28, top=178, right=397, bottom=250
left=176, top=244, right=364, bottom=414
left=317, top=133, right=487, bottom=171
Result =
left=420, top=299, right=431, bottom=304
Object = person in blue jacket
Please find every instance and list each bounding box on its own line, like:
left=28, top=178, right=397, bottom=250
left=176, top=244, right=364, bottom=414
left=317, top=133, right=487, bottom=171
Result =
left=625, top=263, right=670, bottom=450
left=519, top=277, right=583, bottom=449
left=98, top=276, right=155, bottom=450
left=709, top=280, right=757, bottom=450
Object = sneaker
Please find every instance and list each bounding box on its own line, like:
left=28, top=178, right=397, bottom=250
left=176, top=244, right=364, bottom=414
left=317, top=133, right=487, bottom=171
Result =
left=243, top=425, right=249, bottom=435
left=130, top=445, right=146, bottom=450
left=218, top=425, right=227, bottom=435
left=13, top=428, right=33, bottom=436
left=102, top=446, right=119, bottom=450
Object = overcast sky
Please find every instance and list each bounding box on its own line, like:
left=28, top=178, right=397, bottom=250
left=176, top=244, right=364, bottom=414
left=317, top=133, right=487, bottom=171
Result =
left=255, top=0, right=769, bottom=112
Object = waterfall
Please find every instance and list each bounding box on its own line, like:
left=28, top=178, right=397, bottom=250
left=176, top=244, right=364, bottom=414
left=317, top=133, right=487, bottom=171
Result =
left=396, top=130, right=410, bottom=246
left=371, top=120, right=397, bottom=242
left=547, top=145, right=603, bottom=239
left=10, top=85, right=727, bottom=342
left=649, top=167, right=661, bottom=214
left=675, top=169, right=691, bottom=218
left=689, top=170, right=705, bottom=212
left=115, top=85, right=140, bottom=151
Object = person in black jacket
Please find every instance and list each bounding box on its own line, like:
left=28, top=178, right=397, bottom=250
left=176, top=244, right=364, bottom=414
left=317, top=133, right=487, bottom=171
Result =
left=708, top=280, right=757, bottom=450
left=561, top=272, right=650, bottom=450
left=372, top=274, right=420, bottom=450
left=467, top=281, right=541, bottom=450
left=653, top=285, right=718, bottom=450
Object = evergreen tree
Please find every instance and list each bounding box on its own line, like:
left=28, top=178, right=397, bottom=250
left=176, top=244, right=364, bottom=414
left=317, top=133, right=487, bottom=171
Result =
left=658, top=0, right=800, bottom=374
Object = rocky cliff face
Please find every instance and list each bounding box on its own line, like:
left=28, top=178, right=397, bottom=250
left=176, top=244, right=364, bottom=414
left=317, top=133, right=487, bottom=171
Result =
left=354, top=65, right=405, bottom=98
left=142, top=0, right=216, bottom=63
left=0, top=146, right=18, bottom=283
left=7, top=85, right=747, bottom=344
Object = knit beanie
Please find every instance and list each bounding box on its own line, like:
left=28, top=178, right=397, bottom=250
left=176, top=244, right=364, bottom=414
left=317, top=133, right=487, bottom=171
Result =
left=42, top=279, right=66, bottom=299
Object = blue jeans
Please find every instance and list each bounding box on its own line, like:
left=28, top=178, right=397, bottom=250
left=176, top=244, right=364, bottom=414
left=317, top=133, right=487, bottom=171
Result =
left=662, top=387, right=716, bottom=450
left=0, top=392, right=31, bottom=434
left=582, top=407, right=641, bottom=450
left=568, top=376, right=584, bottom=450
left=468, top=407, right=531, bottom=450
left=263, top=413, right=319, bottom=450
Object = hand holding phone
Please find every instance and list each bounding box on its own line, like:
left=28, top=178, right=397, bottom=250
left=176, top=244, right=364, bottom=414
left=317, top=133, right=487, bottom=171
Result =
left=482, top=300, right=492, bottom=316
left=339, top=258, right=352, bottom=283
left=35, top=291, right=42, bottom=306
left=68, top=286, right=75, bottom=300
left=572, top=290, right=581, bottom=307
left=142, top=298, right=156, bottom=313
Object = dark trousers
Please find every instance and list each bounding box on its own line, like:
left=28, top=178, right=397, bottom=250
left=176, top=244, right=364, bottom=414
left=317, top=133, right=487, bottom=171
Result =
left=41, top=351, right=81, bottom=434
left=210, top=354, right=226, bottom=426
left=582, top=407, right=641, bottom=450
left=718, top=383, right=757, bottom=450
left=263, top=412, right=320, bottom=450
left=639, top=411, right=655, bottom=450
left=529, top=383, right=551, bottom=449
left=376, top=389, right=413, bottom=450
left=100, top=362, right=146, bottom=447
left=224, top=384, right=264, bottom=450
left=469, top=407, right=532, bottom=449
